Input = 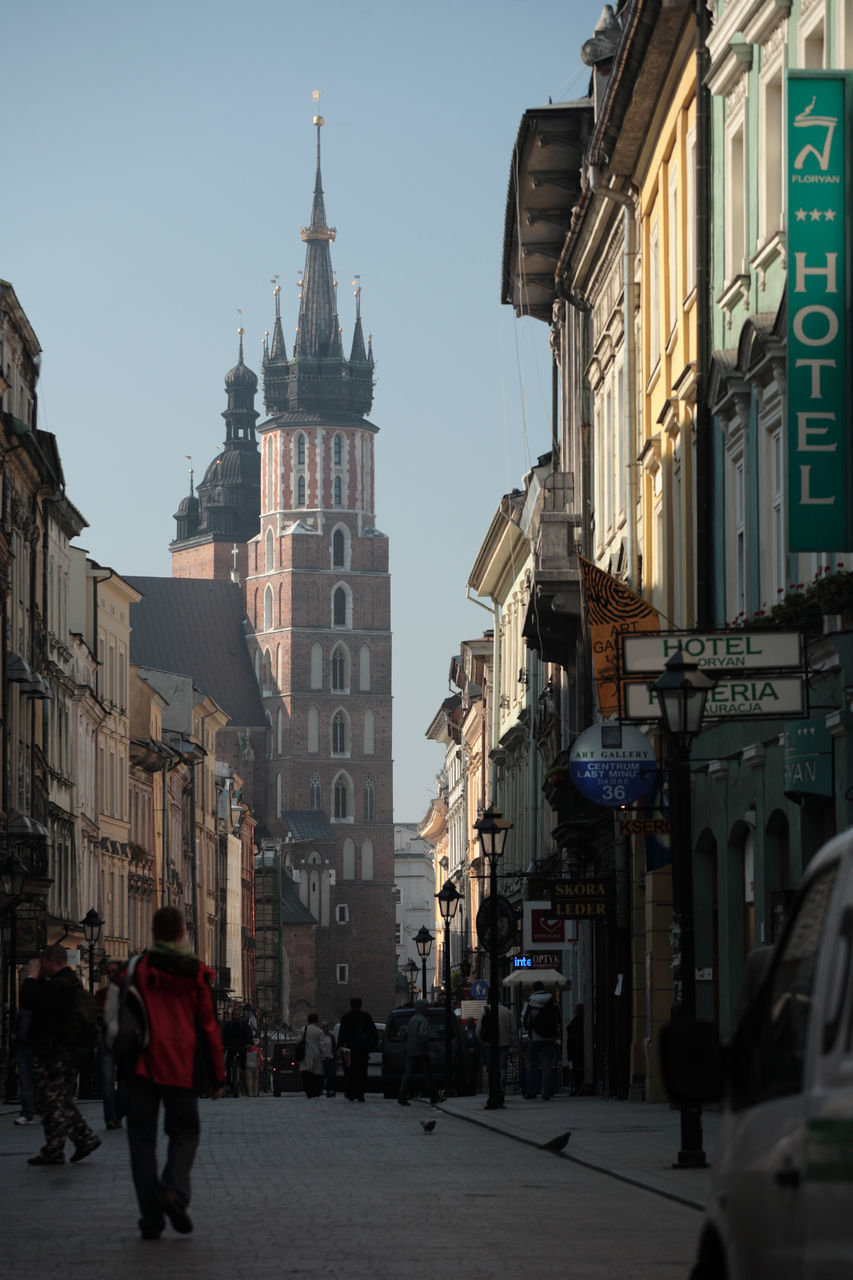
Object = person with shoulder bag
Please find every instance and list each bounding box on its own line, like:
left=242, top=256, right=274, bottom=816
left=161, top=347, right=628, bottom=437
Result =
left=120, top=906, right=225, bottom=1240
left=398, top=999, right=438, bottom=1106
left=521, top=981, right=561, bottom=1101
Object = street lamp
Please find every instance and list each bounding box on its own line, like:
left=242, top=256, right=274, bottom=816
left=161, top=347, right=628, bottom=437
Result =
left=650, top=646, right=715, bottom=1168
left=475, top=804, right=513, bottom=1110
left=2, top=854, right=29, bottom=1100
left=81, top=908, right=104, bottom=994
left=437, top=880, right=462, bottom=1096
left=414, top=925, right=433, bottom=1000
left=404, top=958, right=418, bottom=1003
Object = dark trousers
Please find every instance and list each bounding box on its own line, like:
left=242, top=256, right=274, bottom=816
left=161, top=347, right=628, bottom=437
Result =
left=343, top=1050, right=369, bottom=1100
left=33, top=1051, right=97, bottom=1158
left=15, top=1043, right=37, bottom=1119
left=127, top=1076, right=199, bottom=1233
left=399, top=1053, right=437, bottom=1104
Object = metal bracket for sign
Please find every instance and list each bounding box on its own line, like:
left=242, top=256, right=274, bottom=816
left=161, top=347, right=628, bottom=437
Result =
left=616, top=630, right=809, bottom=723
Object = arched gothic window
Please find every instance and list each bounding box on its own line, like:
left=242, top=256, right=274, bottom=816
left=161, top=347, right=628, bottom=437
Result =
left=333, top=529, right=345, bottom=567
left=334, top=776, right=348, bottom=819
left=297, top=434, right=306, bottom=465
left=264, top=585, right=273, bottom=631
left=297, top=475, right=306, bottom=506
left=333, top=433, right=342, bottom=466
left=261, top=648, right=272, bottom=692
left=363, top=775, right=375, bottom=821
left=310, top=773, right=321, bottom=810
left=333, top=476, right=342, bottom=506
left=265, top=528, right=274, bottom=572
left=332, top=711, right=347, bottom=755
left=331, top=644, right=348, bottom=691
left=333, top=586, right=347, bottom=627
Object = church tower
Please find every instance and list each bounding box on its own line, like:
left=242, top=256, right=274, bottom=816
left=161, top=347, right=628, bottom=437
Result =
left=249, top=114, right=394, bottom=1021
left=171, top=331, right=261, bottom=581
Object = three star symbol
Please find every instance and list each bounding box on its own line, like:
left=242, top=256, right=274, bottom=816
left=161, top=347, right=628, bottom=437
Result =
left=795, top=207, right=837, bottom=221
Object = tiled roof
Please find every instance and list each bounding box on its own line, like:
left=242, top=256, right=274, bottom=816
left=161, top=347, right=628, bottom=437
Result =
left=282, top=811, right=335, bottom=843
left=127, top=577, right=266, bottom=728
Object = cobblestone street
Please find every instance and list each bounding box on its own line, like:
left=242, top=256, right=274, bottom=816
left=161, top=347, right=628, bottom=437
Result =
left=3, top=1095, right=702, bottom=1279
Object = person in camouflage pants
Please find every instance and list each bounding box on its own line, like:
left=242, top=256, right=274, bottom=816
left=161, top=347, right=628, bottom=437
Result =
left=19, top=944, right=101, bottom=1166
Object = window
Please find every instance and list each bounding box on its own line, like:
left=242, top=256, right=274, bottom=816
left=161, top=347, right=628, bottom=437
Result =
left=337, top=964, right=349, bottom=984
left=760, top=72, right=784, bottom=240
left=333, top=529, right=345, bottom=567
left=332, top=711, right=347, bottom=755
left=359, top=644, right=371, bottom=691
left=363, top=775, right=375, bottom=821
left=361, top=837, right=374, bottom=881
left=310, top=773, right=321, bottom=810
left=685, top=127, right=696, bottom=293
left=333, top=433, right=342, bottom=466
left=264, top=585, right=273, bottom=631
left=261, top=648, right=272, bottom=693
left=310, top=643, right=323, bottom=689
left=363, top=708, right=375, bottom=755
left=727, top=119, right=746, bottom=280
left=333, top=586, right=349, bottom=628
left=297, top=433, right=306, bottom=465
left=649, top=218, right=661, bottom=372
left=732, top=865, right=837, bottom=1109
left=342, top=837, right=356, bottom=879
left=336, top=904, right=349, bottom=924
left=334, top=775, right=349, bottom=819
left=307, top=706, right=319, bottom=753
left=333, top=476, right=342, bottom=506
left=331, top=645, right=348, bottom=692
left=297, top=475, right=306, bottom=507
left=265, top=528, right=274, bottom=572
left=668, top=164, right=678, bottom=336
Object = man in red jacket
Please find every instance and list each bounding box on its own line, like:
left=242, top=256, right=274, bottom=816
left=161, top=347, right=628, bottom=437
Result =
left=124, top=906, right=224, bottom=1240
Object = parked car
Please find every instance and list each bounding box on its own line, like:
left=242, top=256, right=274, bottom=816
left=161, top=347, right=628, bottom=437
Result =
left=332, top=1021, right=385, bottom=1092
left=381, top=1004, right=474, bottom=1099
left=660, top=826, right=853, bottom=1279
left=270, top=1040, right=302, bottom=1096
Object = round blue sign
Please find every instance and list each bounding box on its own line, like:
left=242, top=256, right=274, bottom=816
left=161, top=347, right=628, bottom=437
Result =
left=569, top=723, right=658, bottom=808
left=470, top=979, right=489, bottom=999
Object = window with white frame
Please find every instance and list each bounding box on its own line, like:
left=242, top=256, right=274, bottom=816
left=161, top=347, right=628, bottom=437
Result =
left=760, top=69, right=784, bottom=242
left=331, top=644, right=349, bottom=691
left=332, top=710, right=349, bottom=755
left=336, top=904, right=349, bottom=924
left=297, top=433, right=306, bottom=465
left=685, top=126, right=697, bottom=293
left=334, top=774, right=351, bottom=820
left=726, top=114, right=746, bottom=281
left=649, top=218, right=661, bottom=372
left=363, top=775, right=375, bottom=821
left=337, top=964, right=349, bottom=984
left=668, top=164, right=678, bottom=336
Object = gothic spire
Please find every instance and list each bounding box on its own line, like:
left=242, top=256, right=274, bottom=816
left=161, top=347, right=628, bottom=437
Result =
left=295, top=113, right=338, bottom=359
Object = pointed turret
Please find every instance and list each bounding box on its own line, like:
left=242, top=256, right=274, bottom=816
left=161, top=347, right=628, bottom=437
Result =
left=261, top=115, right=375, bottom=418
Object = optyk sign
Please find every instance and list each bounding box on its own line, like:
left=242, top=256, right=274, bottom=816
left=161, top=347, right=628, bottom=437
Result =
left=787, top=73, right=851, bottom=550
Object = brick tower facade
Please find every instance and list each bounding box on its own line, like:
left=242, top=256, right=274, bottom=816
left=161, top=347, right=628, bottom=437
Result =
left=170, top=114, right=395, bottom=1024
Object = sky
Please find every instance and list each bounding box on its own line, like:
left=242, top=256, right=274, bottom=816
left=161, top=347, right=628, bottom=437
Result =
left=4, top=0, right=592, bottom=823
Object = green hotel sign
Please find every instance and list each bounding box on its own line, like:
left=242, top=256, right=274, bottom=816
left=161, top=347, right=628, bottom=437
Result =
left=787, top=73, right=851, bottom=551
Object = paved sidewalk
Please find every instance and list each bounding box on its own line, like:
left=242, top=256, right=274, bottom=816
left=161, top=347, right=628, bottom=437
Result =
left=435, top=1090, right=720, bottom=1211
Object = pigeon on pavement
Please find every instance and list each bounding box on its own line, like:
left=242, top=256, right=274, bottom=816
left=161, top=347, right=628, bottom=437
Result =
left=420, top=1119, right=436, bottom=1134
left=541, top=1131, right=570, bottom=1154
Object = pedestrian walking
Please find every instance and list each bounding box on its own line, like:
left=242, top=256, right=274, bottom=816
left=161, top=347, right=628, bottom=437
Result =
left=96, top=961, right=124, bottom=1128
left=476, top=1001, right=515, bottom=1093
left=397, top=999, right=438, bottom=1106
left=521, top=981, right=562, bottom=1100
left=245, top=1039, right=263, bottom=1097
left=320, top=1021, right=337, bottom=1097
left=20, top=944, right=102, bottom=1166
left=222, top=1005, right=251, bottom=1096
left=300, top=1014, right=325, bottom=1098
left=121, top=906, right=224, bottom=1239
left=13, top=1005, right=37, bottom=1125
left=336, top=996, right=379, bottom=1102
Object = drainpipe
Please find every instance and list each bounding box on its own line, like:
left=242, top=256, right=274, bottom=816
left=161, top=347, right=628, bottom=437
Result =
left=586, top=168, right=640, bottom=591
left=694, top=0, right=712, bottom=627
left=465, top=587, right=500, bottom=802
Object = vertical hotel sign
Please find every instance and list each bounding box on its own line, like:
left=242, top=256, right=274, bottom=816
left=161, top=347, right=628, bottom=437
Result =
left=787, top=73, right=851, bottom=551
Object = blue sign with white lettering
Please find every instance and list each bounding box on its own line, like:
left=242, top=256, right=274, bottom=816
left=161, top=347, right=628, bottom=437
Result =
left=470, top=979, right=489, bottom=999
left=569, top=723, right=658, bottom=808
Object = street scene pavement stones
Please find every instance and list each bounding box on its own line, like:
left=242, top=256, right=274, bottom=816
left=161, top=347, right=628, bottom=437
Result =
left=1, top=1093, right=710, bottom=1279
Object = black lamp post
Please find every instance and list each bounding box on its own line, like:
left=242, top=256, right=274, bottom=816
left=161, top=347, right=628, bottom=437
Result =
left=81, top=908, right=104, bottom=995
left=414, top=926, right=433, bottom=1000
left=404, top=958, right=418, bottom=1003
left=650, top=646, right=715, bottom=1168
left=436, top=881, right=462, bottom=1096
left=2, top=854, right=28, bottom=1100
left=475, top=804, right=513, bottom=1110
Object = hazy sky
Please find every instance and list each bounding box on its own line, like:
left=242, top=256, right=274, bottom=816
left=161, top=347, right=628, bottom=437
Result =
left=5, top=0, right=592, bottom=822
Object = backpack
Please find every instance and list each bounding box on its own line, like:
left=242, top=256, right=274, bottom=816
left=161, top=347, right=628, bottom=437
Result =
left=531, top=997, right=561, bottom=1039
left=103, top=954, right=149, bottom=1071
left=65, top=979, right=101, bottom=1048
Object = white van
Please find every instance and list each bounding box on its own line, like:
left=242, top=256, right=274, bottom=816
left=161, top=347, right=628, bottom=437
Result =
left=661, top=826, right=853, bottom=1280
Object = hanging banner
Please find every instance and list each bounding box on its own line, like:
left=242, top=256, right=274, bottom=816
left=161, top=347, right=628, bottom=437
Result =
left=579, top=557, right=660, bottom=718
left=787, top=72, right=851, bottom=550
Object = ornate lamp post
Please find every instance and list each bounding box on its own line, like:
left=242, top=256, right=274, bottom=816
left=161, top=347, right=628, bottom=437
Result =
left=650, top=646, right=715, bottom=1168
left=474, top=804, right=513, bottom=1110
left=81, top=908, right=104, bottom=994
left=2, top=854, right=29, bottom=1100
left=414, top=926, right=433, bottom=1001
left=404, top=958, right=418, bottom=1003
left=436, top=881, right=462, bottom=1096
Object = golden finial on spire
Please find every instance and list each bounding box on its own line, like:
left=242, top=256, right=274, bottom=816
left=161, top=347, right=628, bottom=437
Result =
left=313, top=88, right=324, bottom=126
